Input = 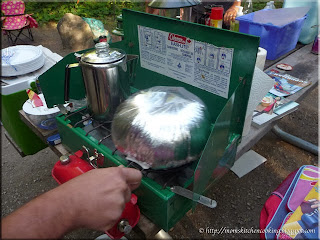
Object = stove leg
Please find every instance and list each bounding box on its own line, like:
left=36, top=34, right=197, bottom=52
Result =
left=154, top=229, right=172, bottom=239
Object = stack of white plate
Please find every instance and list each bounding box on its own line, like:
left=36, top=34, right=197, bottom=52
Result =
left=22, top=94, right=66, bottom=130
left=1, top=45, right=44, bottom=77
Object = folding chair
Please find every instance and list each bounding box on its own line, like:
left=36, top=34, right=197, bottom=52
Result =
left=1, top=0, right=38, bottom=45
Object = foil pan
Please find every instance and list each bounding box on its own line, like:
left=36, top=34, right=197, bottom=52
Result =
left=111, top=86, right=211, bottom=170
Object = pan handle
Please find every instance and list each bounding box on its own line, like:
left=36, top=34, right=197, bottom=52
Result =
left=171, top=186, right=217, bottom=209
left=64, top=63, right=79, bottom=102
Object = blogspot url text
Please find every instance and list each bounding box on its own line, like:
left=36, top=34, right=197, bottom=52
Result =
left=198, top=227, right=315, bottom=236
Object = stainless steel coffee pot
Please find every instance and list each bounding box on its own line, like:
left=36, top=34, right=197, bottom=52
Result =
left=64, top=42, right=138, bottom=121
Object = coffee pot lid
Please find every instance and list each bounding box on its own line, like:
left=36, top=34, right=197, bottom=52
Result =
left=81, top=42, right=126, bottom=64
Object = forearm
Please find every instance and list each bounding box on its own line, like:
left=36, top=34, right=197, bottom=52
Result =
left=2, top=186, right=76, bottom=239
left=1, top=168, right=142, bottom=239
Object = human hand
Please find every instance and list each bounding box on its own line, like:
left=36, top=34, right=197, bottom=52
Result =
left=224, top=7, right=238, bottom=25
left=54, top=167, right=142, bottom=232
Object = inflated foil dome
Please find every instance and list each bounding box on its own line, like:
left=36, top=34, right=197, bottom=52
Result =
left=111, top=86, right=211, bottom=170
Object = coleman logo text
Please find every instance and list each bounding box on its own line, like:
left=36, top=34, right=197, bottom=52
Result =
left=168, top=33, right=187, bottom=44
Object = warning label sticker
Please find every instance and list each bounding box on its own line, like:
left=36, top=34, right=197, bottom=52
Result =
left=138, top=25, right=233, bottom=99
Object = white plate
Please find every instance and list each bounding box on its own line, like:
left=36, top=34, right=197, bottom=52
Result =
left=1, top=46, right=63, bottom=96
left=2, top=45, right=44, bottom=77
left=23, top=94, right=61, bottom=115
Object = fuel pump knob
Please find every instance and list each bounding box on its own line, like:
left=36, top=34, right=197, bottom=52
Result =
left=118, top=219, right=132, bottom=234
left=59, top=155, right=70, bottom=165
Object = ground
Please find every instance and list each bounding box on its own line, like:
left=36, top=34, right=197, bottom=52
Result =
left=1, top=23, right=318, bottom=239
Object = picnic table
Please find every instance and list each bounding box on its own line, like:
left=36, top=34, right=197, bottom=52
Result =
left=19, top=43, right=318, bottom=238
left=236, top=43, right=318, bottom=158
left=19, top=43, right=318, bottom=160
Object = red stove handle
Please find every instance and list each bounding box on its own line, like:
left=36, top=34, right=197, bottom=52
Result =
left=105, top=194, right=140, bottom=239
left=52, top=151, right=140, bottom=238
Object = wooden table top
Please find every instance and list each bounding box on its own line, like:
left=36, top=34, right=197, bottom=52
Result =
left=236, top=43, right=318, bottom=159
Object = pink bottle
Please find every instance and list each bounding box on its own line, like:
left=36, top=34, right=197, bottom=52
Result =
left=311, top=34, right=319, bottom=54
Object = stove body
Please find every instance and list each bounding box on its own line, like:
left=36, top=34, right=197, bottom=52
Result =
left=55, top=108, right=196, bottom=231
left=39, top=9, right=259, bottom=231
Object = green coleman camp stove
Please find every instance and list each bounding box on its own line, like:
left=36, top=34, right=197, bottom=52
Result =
left=39, top=9, right=259, bottom=232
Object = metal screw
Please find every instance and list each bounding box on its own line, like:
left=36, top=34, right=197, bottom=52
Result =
left=60, top=155, right=70, bottom=165
left=118, top=219, right=132, bottom=234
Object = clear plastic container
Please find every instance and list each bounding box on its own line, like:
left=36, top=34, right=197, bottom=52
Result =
left=269, top=1, right=276, bottom=9
left=243, top=0, right=253, bottom=15
left=283, top=0, right=319, bottom=44
left=264, top=2, right=271, bottom=9
left=264, top=1, right=276, bottom=10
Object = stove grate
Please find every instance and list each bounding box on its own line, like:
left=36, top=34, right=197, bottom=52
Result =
left=62, top=108, right=195, bottom=188
left=64, top=108, right=113, bottom=145
left=64, top=107, right=88, bottom=121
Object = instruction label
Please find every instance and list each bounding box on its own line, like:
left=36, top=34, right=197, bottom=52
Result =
left=138, top=25, right=233, bottom=99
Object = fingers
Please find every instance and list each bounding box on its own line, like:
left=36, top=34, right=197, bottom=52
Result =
left=120, top=167, right=142, bottom=191
left=118, top=167, right=140, bottom=202
left=118, top=167, right=139, bottom=202
left=124, top=186, right=132, bottom=203
left=224, top=8, right=237, bottom=25
left=223, top=13, right=229, bottom=23
left=128, top=182, right=141, bottom=191
left=224, top=13, right=235, bottom=25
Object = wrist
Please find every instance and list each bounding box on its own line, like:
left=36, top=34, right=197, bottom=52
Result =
left=232, top=0, right=241, bottom=7
left=46, top=184, right=81, bottom=232
left=40, top=187, right=79, bottom=236
left=2, top=186, right=78, bottom=239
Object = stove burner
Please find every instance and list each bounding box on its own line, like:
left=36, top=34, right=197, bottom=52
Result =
left=62, top=108, right=196, bottom=188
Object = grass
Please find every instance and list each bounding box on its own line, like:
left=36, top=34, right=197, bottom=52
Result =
left=250, top=0, right=283, bottom=11
left=23, top=0, right=284, bottom=31
left=24, top=1, right=145, bottom=27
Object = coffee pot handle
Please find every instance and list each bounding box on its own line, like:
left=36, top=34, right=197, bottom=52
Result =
left=64, top=63, right=79, bottom=102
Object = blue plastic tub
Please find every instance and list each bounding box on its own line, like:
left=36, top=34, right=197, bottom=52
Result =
left=236, top=9, right=306, bottom=60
